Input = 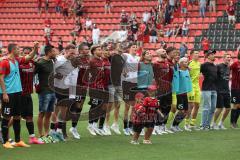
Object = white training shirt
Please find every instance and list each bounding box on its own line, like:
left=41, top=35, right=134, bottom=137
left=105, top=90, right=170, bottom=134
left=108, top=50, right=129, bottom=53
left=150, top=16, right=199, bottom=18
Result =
left=122, top=53, right=140, bottom=83
left=54, top=55, right=75, bottom=89
left=92, top=28, right=100, bottom=38
left=142, top=12, right=150, bottom=22
left=86, top=20, right=92, bottom=28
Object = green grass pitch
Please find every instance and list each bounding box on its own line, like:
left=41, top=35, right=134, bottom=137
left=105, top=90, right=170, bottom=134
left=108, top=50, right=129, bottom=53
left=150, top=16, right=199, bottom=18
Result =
left=0, top=94, right=240, bottom=160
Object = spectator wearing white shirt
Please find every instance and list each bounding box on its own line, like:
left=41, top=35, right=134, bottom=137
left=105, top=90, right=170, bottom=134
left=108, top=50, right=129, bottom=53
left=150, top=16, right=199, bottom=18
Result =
left=182, top=17, right=190, bottom=36
left=209, top=0, right=216, bottom=13
left=44, top=25, right=52, bottom=44
left=142, top=10, right=150, bottom=23
left=85, top=17, right=92, bottom=30
left=169, top=0, right=175, bottom=12
left=92, top=24, right=101, bottom=45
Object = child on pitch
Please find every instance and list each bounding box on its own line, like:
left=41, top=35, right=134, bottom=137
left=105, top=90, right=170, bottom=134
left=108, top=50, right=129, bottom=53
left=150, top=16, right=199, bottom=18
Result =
left=130, top=85, right=164, bottom=145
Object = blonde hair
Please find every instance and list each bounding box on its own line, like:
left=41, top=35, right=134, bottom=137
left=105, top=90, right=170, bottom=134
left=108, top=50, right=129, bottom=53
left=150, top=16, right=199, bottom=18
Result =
left=223, top=52, right=231, bottom=58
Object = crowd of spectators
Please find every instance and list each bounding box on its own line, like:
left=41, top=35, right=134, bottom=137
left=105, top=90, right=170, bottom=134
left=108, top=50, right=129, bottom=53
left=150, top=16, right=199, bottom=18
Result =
left=36, top=0, right=237, bottom=51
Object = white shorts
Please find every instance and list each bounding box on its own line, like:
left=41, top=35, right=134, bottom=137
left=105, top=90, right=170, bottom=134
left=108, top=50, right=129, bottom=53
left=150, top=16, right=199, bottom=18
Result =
left=228, top=15, right=236, bottom=22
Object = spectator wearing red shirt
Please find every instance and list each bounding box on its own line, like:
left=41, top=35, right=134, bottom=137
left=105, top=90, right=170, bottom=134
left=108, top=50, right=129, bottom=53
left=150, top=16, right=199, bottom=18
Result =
left=201, top=37, right=210, bottom=54
left=226, top=1, right=236, bottom=24
left=230, top=53, right=240, bottom=128
left=120, top=10, right=129, bottom=30
left=137, top=22, right=146, bottom=47
left=181, top=0, right=188, bottom=15
left=0, top=42, right=38, bottom=148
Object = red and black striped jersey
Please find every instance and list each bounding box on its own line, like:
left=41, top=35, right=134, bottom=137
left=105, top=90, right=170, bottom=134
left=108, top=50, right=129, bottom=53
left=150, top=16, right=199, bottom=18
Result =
left=153, top=60, right=173, bottom=95
left=19, top=61, right=34, bottom=95
left=230, top=61, right=240, bottom=90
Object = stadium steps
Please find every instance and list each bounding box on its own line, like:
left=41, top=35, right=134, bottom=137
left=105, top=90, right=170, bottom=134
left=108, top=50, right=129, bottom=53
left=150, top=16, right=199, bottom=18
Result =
left=193, top=1, right=240, bottom=52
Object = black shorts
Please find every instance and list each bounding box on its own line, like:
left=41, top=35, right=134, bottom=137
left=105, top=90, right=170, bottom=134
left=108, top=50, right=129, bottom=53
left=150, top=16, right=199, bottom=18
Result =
left=1, top=92, right=22, bottom=117
left=89, top=88, right=109, bottom=104
left=217, top=92, right=231, bottom=108
left=158, top=92, right=172, bottom=108
left=21, top=94, right=33, bottom=118
left=231, top=89, right=240, bottom=104
left=176, top=94, right=188, bottom=110
left=122, top=81, right=138, bottom=102
left=133, top=122, right=155, bottom=133
left=56, top=93, right=70, bottom=107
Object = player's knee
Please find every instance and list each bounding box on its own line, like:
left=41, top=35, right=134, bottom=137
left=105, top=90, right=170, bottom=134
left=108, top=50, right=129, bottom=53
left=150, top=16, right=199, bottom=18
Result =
left=13, top=116, right=21, bottom=120
left=2, top=116, right=11, bottom=121
left=25, top=116, right=33, bottom=122
left=45, top=113, right=52, bottom=119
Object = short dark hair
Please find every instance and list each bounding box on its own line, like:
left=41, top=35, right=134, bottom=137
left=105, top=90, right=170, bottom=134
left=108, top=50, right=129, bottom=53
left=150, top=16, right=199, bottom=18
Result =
left=166, top=46, right=176, bottom=54
left=44, top=45, right=54, bottom=55
left=23, top=47, right=32, bottom=52
left=8, top=43, right=17, bottom=53
left=78, top=42, right=89, bottom=51
left=90, top=45, right=101, bottom=55
left=65, top=44, right=76, bottom=50
left=190, top=50, right=195, bottom=55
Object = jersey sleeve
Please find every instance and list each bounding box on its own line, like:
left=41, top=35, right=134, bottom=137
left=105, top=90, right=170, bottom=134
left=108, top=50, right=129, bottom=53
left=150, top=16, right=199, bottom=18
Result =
left=34, top=61, right=41, bottom=74
left=200, top=63, right=205, bottom=73
left=0, top=60, right=10, bottom=75
left=230, top=62, right=237, bottom=70
left=16, top=57, right=26, bottom=64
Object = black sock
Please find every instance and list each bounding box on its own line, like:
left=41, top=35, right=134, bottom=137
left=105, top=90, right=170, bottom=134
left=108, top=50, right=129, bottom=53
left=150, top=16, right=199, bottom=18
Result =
left=172, top=112, right=185, bottom=126
left=99, top=116, right=105, bottom=129
left=50, top=122, right=57, bottom=130
left=89, top=103, right=97, bottom=124
left=26, top=122, right=34, bottom=135
left=58, top=122, right=63, bottom=129
left=62, top=122, right=67, bottom=136
left=72, top=122, right=78, bottom=128
left=13, top=119, right=21, bottom=143
left=123, top=119, right=128, bottom=129
left=128, top=121, right=133, bottom=129
left=1, top=118, right=9, bottom=144
left=230, top=109, right=238, bottom=124
left=236, top=109, right=240, bottom=124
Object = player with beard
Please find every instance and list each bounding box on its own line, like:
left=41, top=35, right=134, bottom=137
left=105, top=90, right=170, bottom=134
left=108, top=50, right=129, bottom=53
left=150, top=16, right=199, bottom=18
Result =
left=99, top=41, right=123, bottom=135
left=153, top=48, right=172, bottom=135
left=52, top=44, right=77, bottom=141
left=212, top=53, right=231, bottom=130
left=153, top=47, right=176, bottom=134
left=122, top=43, right=140, bottom=135
left=200, top=50, right=218, bottom=130
left=109, top=43, right=125, bottom=135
